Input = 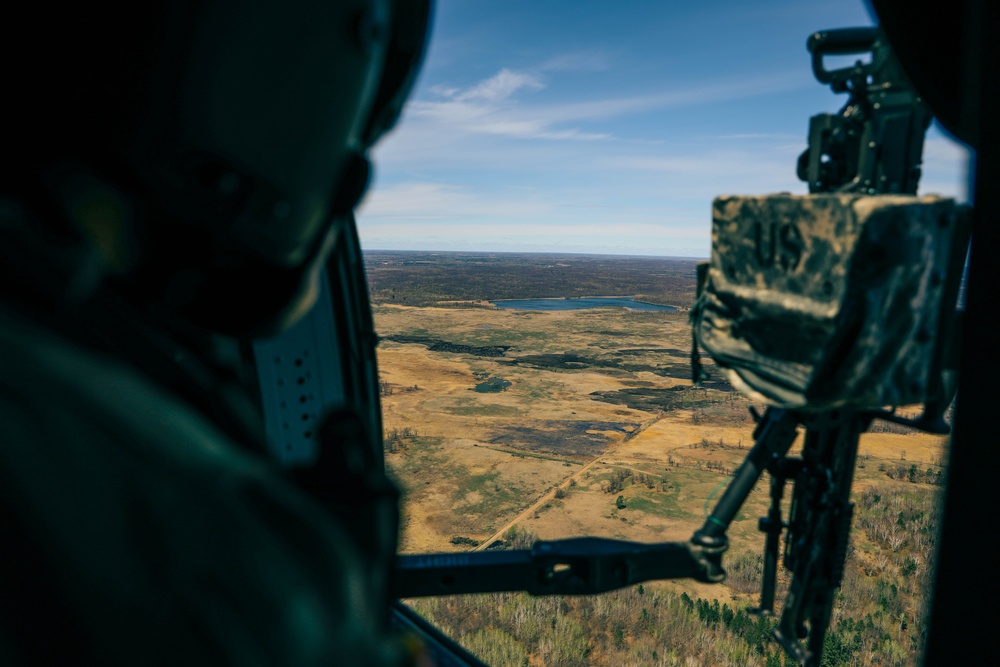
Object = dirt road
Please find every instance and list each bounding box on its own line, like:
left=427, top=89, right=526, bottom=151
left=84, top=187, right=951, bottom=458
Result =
left=471, top=410, right=665, bottom=551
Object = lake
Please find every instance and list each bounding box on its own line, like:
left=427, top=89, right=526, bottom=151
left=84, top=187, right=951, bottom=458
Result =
left=492, top=297, right=676, bottom=311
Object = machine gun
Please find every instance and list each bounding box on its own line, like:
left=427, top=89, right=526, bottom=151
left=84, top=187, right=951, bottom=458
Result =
left=688, top=26, right=968, bottom=666
left=796, top=27, right=932, bottom=194
left=253, top=24, right=968, bottom=667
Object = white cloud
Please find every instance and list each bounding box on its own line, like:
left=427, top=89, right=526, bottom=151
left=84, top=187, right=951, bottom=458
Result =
left=366, top=65, right=972, bottom=255
left=357, top=182, right=553, bottom=219
left=406, top=67, right=616, bottom=142
left=362, top=142, right=811, bottom=255
left=605, top=150, right=806, bottom=198
left=713, top=132, right=801, bottom=141
left=456, top=68, right=544, bottom=102
left=429, top=84, right=460, bottom=98
left=401, top=69, right=805, bottom=147
left=531, top=72, right=803, bottom=122
left=359, top=178, right=703, bottom=227
left=357, top=180, right=714, bottom=245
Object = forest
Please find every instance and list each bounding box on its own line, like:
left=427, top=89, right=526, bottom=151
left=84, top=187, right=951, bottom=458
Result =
left=410, top=482, right=941, bottom=666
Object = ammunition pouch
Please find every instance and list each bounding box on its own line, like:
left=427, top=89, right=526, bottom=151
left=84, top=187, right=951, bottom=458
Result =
left=692, top=194, right=968, bottom=411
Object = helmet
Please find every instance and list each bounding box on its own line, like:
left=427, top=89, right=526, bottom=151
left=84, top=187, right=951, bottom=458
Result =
left=4, top=0, right=431, bottom=336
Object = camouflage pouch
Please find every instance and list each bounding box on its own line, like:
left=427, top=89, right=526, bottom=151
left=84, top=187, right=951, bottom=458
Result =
left=692, top=194, right=967, bottom=411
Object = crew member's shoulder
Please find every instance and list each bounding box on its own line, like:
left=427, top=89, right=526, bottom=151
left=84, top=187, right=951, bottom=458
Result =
left=0, top=304, right=393, bottom=666
left=0, top=304, right=256, bottom=472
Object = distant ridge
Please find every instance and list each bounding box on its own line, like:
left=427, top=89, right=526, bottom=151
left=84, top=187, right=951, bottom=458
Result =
left=363, top=250, right=700, bottom=309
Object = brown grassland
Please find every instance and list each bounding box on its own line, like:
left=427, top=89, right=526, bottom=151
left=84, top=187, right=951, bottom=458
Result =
left=368, top=251, right=949, bottom=667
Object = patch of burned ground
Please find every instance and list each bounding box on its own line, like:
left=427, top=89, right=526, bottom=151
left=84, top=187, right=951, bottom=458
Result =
left=590, top=383, right=733, bottom=411
left=616, top=348, right=689, bottom=356
left=628, top=362, right=703, bottom=380
left=508, top=352, right=617, bottom=370
left=695, top=378, right=733, bottom=391
left=488, top=420, right=640, bottom=457
left=590, top=387, right=687, bottom=411
left=505, top=352, right=700, bottom=381
left=382, top=334, right=511, bottom=357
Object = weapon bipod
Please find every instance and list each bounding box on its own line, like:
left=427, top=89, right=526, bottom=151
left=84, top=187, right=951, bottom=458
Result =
left=692, top=407, right=867, bottom=666
left=392, top=407, right=868, bottom=667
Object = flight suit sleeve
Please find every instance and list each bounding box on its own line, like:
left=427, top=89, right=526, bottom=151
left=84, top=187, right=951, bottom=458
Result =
left=0, top=308, right=406, bottom=666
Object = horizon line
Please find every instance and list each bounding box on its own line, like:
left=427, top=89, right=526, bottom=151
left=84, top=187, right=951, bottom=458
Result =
left=359, top=248, right=709, bottom=260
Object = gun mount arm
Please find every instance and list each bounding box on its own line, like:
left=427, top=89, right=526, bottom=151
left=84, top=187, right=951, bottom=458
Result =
left=392, top=538, right=710, bottom=599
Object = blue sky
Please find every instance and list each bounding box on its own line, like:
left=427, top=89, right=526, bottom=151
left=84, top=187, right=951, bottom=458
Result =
left=356, top=0, right=971, bottom=257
